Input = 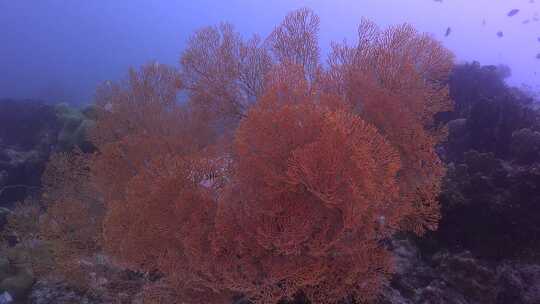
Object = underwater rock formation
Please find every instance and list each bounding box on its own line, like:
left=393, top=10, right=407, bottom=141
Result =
left=427, top=62, right=540, bottom=259
left=379, top=238, right=540, bottom=304
left=0, top=100, right=58, bottom=208
left=0, top=99, right=94, bottom=208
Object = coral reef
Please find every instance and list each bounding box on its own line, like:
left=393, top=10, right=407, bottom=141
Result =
left=1, top=13, right=540, bottom=304
left=425, top=62, right=540, bottom=259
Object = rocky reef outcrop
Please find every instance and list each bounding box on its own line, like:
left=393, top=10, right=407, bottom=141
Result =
left=379, top=238, right=540, bottom=304
left=0, top=99, right=94, bottom=209
left=426, top=62, right=540, bottom=260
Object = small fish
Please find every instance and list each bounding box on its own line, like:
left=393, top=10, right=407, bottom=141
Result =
left=482, top=19, right=487, bottom=26
left=433, top=0, right=443, bottom=2
left=538, top=37, right=540, bottom=42
left=536, top=53, right=540, bottom=59
left=523, top=19, right=531, bottom=24
left=445, top=27, right=451, bottom=37
left=531, top=0, right=535, bottom=3
left=508, top=9, right=520, bottom=17
left=497, top=31, right=504, bottom=38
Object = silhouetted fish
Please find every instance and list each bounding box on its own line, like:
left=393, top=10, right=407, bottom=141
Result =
left=445, top=27, right=451, bottom=37
left=497, top=31, right=504, bottom=38
left=536, top=53, right=540, bottom=59
left=538, top=37, right=540, bottom=42
left=482, top=19, right=486, bottom=26
left=508, top=9, right=520, bottom=17
left=523, top=19, right=531, bottom=24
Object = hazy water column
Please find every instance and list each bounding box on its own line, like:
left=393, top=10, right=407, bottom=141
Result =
left=0, top=0, right=538, bottom=104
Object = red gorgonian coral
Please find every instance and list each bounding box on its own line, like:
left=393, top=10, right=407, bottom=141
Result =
left=38, top=8, right=454, bottom=304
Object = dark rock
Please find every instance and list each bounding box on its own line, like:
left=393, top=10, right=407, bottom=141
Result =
left=0, top=269, right=34, bottom=301
left=0, top=99, right=95, bottom=208
left=497, top=263, right=540, bottom=303
left=0, top=99, right=57, bottom=207
left=380, top=238, right=540, bottom=304
left=0, top=257, right=9, bottom=283
left=511, top=128, right=540, bottom=164
left=0, top=100, right=59, bottom=151
left=427, top=62, right=540, bottom=259
left=445, top=62, right=538, bottom=162
left=0, top=208, right=10, bottom=232
left=28, top=279, right=99, bottom=304
left=463, top=150, right=502, bottom=175
left=432, top=154, right=540, bottom=258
